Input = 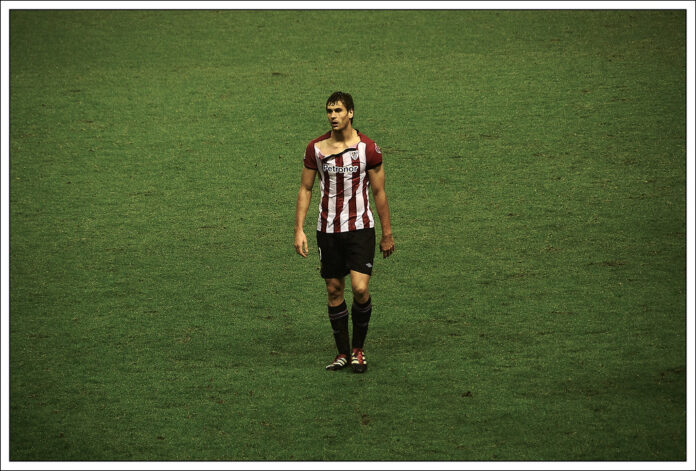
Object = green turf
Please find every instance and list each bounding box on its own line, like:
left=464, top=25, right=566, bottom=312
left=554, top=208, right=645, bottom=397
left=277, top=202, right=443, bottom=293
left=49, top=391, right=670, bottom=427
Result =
left=9, top=9, right=686, bottom=461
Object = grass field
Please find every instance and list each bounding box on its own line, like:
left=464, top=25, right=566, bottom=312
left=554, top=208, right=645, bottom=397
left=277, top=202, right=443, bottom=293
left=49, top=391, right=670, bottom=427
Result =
left=8, top=9, right=687, bottom=461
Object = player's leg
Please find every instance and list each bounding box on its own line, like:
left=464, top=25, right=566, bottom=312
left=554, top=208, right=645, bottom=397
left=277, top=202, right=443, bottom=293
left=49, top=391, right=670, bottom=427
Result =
left=325, top=276, right=351, bottom=370
left=349, top=269, right=372, bottom=350
left=317, top=230, right=351, bottom=370
left=346, top=228, right=376, bottom=373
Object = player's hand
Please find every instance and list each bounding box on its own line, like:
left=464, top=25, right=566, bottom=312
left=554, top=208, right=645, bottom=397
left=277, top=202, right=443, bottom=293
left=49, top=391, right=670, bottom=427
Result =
left=380, top=234, right=395, bottom=258
left=294, top=230, right=309, bottom=258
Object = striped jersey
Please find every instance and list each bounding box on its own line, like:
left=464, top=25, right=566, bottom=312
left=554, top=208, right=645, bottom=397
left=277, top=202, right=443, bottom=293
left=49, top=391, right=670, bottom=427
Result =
left=304, top=131, right=383, bottom=233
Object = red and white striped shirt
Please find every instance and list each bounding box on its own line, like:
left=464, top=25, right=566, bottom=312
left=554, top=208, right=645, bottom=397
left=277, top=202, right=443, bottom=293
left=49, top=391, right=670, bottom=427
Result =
left=304, top=131, right=383, bottom=233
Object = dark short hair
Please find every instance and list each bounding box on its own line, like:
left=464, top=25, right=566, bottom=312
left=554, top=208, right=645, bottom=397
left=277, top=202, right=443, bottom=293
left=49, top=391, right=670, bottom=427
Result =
left=326, top=91, right=354, bottom=123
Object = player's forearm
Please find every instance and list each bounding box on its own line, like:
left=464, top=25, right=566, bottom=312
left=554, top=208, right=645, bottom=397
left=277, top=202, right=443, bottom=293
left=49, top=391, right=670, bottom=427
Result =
left=295, top=187, right=312, bottom=233
left=372, top=189, right=392, bottom=235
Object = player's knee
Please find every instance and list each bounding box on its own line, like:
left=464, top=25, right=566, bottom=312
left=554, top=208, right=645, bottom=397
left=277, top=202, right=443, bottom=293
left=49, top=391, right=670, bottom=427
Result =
left=326, top=280, right=344, bottom=302
left=326, top=281, right=342, bottom=296
left=352, top=282, right=369, bottom=303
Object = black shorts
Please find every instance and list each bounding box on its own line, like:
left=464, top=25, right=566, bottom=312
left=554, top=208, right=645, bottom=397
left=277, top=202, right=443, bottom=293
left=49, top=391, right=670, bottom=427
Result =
left=316, top=228, right=376, bottom=279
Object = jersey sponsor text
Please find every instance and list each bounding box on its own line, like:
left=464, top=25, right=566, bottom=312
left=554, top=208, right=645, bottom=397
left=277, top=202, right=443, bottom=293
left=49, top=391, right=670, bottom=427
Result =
left=323, top=164, right=359, bottom=173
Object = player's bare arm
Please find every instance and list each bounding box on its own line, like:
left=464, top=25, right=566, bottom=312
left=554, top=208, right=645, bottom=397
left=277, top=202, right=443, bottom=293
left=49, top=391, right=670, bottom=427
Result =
left=294, top=167, right=316, bottom=257
left=368, top=164, right=395, bottom=258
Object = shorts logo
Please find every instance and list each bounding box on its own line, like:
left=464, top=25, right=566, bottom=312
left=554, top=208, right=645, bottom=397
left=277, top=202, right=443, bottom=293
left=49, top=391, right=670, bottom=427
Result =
left=366, top=263, right=372, bottom=268
left=323, top=164, right=358, bottom=173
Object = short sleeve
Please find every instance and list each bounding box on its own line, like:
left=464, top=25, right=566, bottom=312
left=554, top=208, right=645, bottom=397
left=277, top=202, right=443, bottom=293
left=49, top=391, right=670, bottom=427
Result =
left=366, top=141, right=383, bottom=169
left=304, top=142, right=317, bottom=170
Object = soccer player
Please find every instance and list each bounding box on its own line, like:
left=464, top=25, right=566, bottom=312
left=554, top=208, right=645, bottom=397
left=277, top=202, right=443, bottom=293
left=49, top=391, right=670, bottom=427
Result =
left=294, top=91, right=395, bottom=373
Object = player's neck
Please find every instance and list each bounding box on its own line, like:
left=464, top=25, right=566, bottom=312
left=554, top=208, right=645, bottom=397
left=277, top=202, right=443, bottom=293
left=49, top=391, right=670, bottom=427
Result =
left=331, top=126, right=357, bottom=143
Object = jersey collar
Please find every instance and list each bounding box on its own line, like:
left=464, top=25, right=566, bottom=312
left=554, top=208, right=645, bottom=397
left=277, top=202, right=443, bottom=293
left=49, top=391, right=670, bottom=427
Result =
left=319, top=130, right=362, bottom=160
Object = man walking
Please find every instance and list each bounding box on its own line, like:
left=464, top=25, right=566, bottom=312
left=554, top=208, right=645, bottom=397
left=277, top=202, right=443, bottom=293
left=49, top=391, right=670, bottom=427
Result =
left=294, top=91, right=395, bottom=373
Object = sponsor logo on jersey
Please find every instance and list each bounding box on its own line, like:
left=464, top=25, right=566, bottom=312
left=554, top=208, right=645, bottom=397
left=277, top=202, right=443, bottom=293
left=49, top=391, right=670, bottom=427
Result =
left=323, top=164, right=359, bottom=173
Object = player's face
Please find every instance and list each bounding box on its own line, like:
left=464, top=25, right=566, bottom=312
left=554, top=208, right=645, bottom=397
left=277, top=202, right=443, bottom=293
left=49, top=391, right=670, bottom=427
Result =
left=327, top=101, right=353, bottom=131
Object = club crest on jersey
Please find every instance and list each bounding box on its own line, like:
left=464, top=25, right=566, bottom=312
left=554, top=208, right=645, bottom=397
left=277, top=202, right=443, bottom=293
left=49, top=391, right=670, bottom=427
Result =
left=348, top=150, right=360, bottom=160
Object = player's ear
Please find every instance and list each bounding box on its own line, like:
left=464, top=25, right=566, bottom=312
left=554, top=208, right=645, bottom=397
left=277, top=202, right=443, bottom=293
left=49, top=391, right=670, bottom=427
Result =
left=348, top=109, right=354, bottom=119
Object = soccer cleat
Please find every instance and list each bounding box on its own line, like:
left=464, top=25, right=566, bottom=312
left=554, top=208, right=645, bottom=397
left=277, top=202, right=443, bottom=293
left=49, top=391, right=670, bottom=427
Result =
left=351, top=348, right=367, bottom=373
left=325, top=353, right=349, bottom=371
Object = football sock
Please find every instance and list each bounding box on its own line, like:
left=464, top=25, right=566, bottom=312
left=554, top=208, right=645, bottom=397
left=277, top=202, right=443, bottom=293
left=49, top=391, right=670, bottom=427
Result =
left=351, top=296, right=372, bottom=349
left=328, top=301, right=350, bottom=356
